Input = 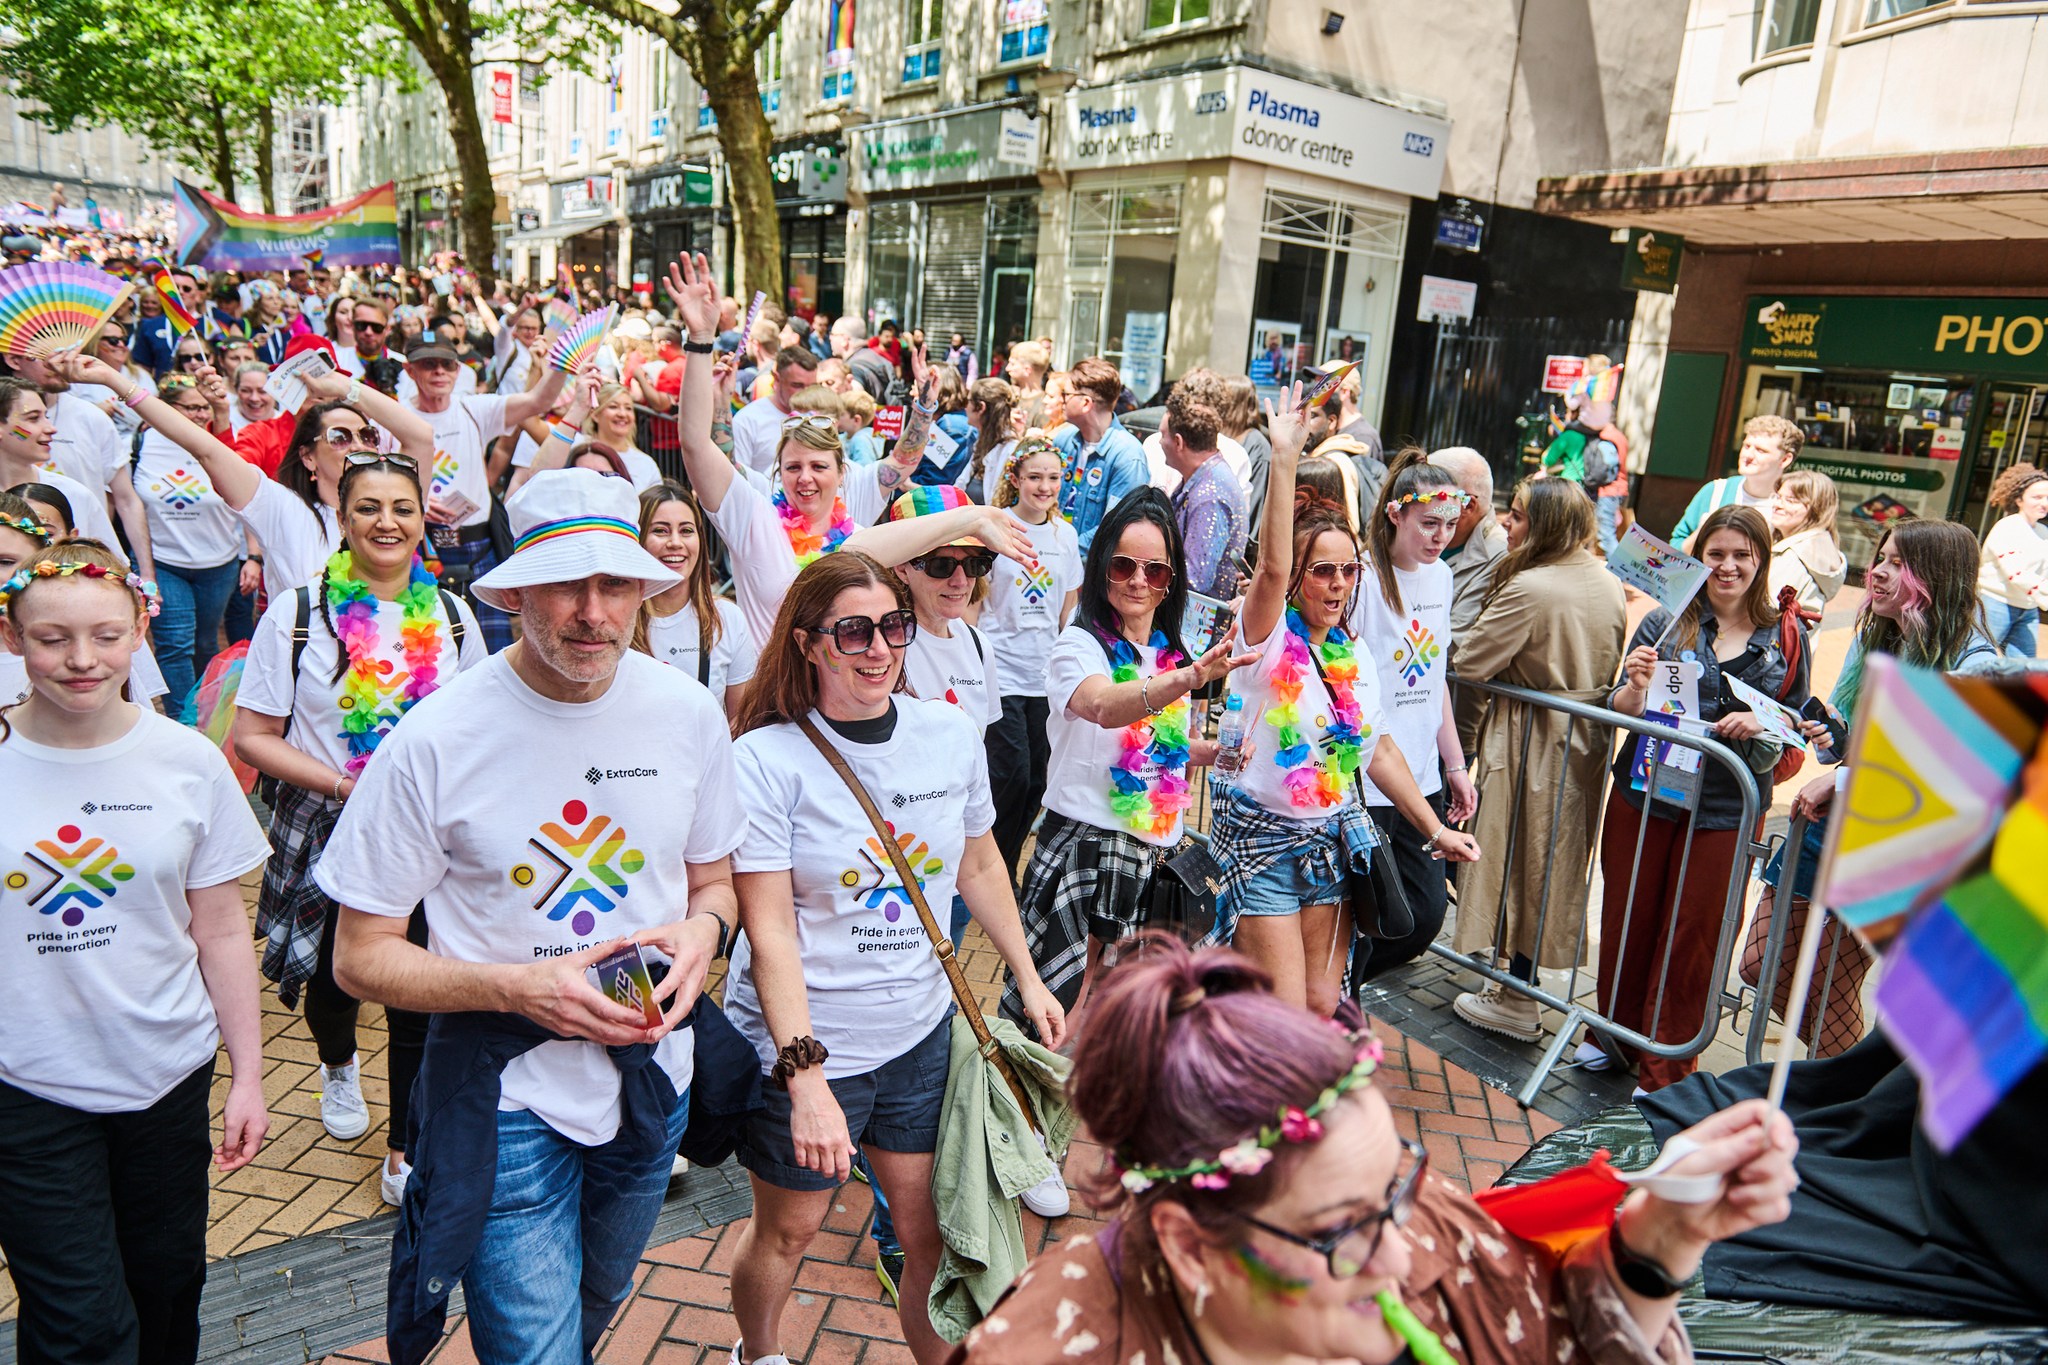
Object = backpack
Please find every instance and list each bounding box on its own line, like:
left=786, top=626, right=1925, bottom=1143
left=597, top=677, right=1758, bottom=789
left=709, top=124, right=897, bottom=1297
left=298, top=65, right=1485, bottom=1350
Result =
left=1567, top=422, right=1620, bottom=493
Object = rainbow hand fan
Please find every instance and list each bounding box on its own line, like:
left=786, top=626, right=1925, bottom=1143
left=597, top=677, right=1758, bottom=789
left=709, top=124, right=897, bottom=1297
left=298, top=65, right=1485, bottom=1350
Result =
left=543, top=296, right=580, bottom=333
left=546, top=303, right=617, bottom=373
left=0, top=261, right=136, bottom=358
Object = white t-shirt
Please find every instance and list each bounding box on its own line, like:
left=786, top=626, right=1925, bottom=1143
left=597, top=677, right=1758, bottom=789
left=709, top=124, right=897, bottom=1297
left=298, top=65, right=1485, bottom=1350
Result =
left=414, top=395, right=507, bottom=530
left=0, top=709, right=269, bottom=1111
left=730, top=396, right=789, bottom=476
left=31, top=468, right=126, bottom=565
left=903, top=621, right=1001, bottom=735
left=237, top=582, right=487, bottom=776
left=313, top=652, right=744, bottom=1146
left=644, top=597, right=758, bottom=694
left=1044, top=626, right=1186, bottom=848
left=726, top=700, right=994, bottom=1077
left=512, top=434, right=664, bottom=491
left=44, top=392, right=126, bottom=493
left=1347, top=559, right=1453, bottom=802
left=70, top=376, right=154, bottom=439
left=707, top=466, right=891, bottom=645
left=981, top=516, right=1082, bottom=697
left=132, top=431, right=244, bottom=569
left=1228, top=615, right=1387, bottom=821
left=236, top=476, right=339, bottom=599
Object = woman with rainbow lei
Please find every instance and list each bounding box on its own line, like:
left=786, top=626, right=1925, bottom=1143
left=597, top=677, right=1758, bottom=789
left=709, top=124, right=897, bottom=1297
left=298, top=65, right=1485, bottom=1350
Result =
left=952, top=933, right=1801, bottom=1365
left=1212, top=389, right=1478, bottom=1017
left=231, top=450, right=486, bottom=1208
left=1007, top=486, right=1258, bottom=1032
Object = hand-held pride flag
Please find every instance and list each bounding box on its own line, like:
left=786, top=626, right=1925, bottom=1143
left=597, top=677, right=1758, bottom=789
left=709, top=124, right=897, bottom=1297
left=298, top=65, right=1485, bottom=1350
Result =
left=546, top=304, right=617, bottom=374
left=1803, top=656, right=2048, bottom=1150
left=1568, top=361, right=1624, bottom=408
left=174, top=180, right=399, bottom=270
left=143, top=258, right=200, bottom=335
left=0, top=262, right=135, bottom=358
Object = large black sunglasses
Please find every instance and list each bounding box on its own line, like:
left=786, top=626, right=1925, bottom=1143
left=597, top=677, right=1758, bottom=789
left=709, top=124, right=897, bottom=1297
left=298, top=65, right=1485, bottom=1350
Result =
left=910, top=552, right=995, bottom=580
left=1230, top=1138, right=1428, bottom=1280
left=807, top=609, right=916, bottom=655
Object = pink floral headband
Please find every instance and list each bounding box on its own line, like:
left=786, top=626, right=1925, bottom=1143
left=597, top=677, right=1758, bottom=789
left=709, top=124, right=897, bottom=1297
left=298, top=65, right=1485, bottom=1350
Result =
left=1116, top=1036, right=1383, bottom=1193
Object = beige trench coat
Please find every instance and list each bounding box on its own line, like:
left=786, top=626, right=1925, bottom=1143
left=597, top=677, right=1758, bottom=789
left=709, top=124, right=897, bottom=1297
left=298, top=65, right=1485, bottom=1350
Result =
left=1450, top=551, right=1626, bottom=968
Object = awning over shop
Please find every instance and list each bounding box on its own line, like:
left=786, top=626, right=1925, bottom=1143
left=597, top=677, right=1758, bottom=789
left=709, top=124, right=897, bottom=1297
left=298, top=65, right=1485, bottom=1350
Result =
left=1535, top=146, right=2048, bottom=246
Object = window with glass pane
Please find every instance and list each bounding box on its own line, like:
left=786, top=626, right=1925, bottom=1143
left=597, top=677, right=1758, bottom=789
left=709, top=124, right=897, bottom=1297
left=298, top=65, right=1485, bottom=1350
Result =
left=758, top=31, right=783, bottom=113
left=1754, top=0, right=1820, bottom=53
left=866, top=202, right=917, bottom=332
left=1865, top=0, right=1945, bottom=21
left=903, top=0, right=942, bottom=82
left=998, top=0, right=1049, bottom=62
left=1143, top=0, right=1208, bottom=30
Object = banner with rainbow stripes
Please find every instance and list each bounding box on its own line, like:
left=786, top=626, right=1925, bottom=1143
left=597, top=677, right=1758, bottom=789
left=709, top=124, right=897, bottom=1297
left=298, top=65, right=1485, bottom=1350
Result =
left=173, top=180, right=400, bottom=271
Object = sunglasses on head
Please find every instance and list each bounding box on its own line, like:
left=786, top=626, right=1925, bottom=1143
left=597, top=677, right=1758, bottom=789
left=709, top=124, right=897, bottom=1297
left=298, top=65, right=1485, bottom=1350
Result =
left=910, top=551, right=995, bottom=580
left=1304, top=559, right=1363, bottom=584
left=1106, top=555, right=1174, bottom=590
left=781, top=412, right=840, bottom=436
left=807, top=609, right=916, bottom=654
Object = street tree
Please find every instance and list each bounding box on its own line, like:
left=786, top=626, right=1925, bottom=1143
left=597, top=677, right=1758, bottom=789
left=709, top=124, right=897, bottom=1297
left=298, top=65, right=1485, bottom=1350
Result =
left=568, top=0, right=797, bottom=303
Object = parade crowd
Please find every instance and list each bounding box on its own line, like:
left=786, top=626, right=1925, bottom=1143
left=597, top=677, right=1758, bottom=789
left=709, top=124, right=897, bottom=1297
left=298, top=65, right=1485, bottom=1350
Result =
left=4, top=231, right=2046, bottom=1365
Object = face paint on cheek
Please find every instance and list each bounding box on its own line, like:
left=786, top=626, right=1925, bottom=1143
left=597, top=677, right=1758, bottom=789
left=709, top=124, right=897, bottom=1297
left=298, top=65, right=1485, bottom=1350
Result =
left=9, top=426, right=34, bottom=442
left=1232, top=1243, right=1312, bottom=1304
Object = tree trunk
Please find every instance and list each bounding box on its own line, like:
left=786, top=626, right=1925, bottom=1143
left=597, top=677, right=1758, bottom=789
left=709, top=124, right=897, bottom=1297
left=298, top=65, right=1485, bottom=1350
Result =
left=420, top=45, right=500, bottom=287
left=207, top=98, right=237, bottom=200
left=703, top=49, right=782, bottom=307
left=255, top=103, right=278, bottom=215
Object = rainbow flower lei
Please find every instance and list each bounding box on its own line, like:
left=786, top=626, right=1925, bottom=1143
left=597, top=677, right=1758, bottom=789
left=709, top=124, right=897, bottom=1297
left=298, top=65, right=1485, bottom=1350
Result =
left=773, top=490, right=855, bottom=567
left=1268, top=608, right=1368, bottom=808
left=1106, top=630, right=1192, bottom=837
left=324, top=549, right=446, bottom=775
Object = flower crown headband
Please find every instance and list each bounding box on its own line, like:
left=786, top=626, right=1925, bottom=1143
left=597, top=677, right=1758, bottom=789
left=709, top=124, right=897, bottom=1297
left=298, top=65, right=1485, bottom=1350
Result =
left=4, top=515, right=51, bottom=545
left=1386, top=488, right=1472, bottom=515
left=0, top=560, right=162, bottom=617
left=1116, top=1034, right=1383, bottom=1194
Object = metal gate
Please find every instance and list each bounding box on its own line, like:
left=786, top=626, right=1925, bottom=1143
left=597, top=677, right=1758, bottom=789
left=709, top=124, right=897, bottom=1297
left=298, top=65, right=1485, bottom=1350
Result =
left=1422, top=315, right=1633, bottom=495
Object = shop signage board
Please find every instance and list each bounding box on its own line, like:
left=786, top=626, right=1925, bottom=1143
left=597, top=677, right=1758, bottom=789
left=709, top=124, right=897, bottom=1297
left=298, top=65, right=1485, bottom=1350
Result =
left=1416, top=275, right=1477, bottom=323
left=628, top=163, right=714, bottom=216
left=770, top=137, right=848, bottom=203
left=490, top=71, right=514, bottom=124
left=1744, top=294, right=2048, bottom=380
left=1056, top=65, right=1448, bottom=200
left=853, top=108, right=1037, bottom=193
left=1542, top=355, right=1586, bottom=393
left=1435, top=201, right=1484, bottom=253
left=1621, top=228, right=1682, bottom=293
left=552, top=176, right=616, bottom=221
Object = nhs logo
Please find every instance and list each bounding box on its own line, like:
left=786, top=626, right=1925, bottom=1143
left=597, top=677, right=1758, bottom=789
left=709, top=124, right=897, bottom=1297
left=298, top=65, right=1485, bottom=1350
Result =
left=1403, top=131, right=1436, bottom=157
left=1194, top=91, right=1228, bottom=115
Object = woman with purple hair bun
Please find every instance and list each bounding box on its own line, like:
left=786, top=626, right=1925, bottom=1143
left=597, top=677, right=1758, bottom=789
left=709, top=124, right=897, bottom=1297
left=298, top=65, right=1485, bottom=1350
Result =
left=950, top=933, right=1800, bottom=1365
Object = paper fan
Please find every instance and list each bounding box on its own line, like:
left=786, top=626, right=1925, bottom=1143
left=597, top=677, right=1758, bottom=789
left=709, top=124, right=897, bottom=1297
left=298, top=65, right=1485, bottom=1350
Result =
left=1304, top=360, right=1359, bottom=408
left=0, top=262, right=136, bottom=359
left=543, top=296, right=581, bottom=333
left=546, top=304, right=617, bottom=373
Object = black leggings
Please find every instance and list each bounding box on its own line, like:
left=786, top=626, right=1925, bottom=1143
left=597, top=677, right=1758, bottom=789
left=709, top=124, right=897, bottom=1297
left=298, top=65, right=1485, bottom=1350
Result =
left=987, top=694, right=1052, bottom=877
left=1354, top=790, right=1452, bottom=981
left=304, top=899, right=429, bottom=1151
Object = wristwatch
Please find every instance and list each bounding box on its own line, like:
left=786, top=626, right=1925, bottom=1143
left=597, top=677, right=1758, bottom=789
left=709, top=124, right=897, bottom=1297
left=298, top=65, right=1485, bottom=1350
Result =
left=1608, top=1218, right=1685, bottom=1298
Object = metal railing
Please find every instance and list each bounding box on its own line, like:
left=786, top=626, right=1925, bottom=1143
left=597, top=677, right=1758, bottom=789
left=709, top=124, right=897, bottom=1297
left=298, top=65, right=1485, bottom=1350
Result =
left=1433, top=675, right=1772, bottom=1106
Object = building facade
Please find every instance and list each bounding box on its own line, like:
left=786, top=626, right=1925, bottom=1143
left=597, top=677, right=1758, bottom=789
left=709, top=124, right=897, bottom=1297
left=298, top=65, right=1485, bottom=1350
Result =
left=0, top=89, right=180, bottom=229
left=1539, top=0, right=2048, bottom=548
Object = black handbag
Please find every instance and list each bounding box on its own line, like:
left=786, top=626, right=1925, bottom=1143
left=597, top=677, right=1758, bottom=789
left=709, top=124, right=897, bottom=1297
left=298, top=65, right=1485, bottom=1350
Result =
left=1301, top=645, right=1416, bottom=942
left=1146, top=835, right=1222, bottom=943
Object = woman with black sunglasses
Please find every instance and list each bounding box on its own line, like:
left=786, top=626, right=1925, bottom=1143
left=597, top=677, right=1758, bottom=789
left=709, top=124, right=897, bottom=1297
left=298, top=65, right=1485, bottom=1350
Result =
left=1008, top=487, right=1257, bottom=1035
left=723, top=551, right=1066, bottom=1365
left=956, top=933, right=1800, bottom=1365
left=45, top=350, right=434, bottom=599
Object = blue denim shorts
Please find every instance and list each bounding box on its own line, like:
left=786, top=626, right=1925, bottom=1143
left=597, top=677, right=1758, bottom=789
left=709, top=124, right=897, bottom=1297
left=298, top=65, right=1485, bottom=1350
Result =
left=738, top=1011, right=954, bottom=1192
left=1233, top=854, right=1345, bottom=918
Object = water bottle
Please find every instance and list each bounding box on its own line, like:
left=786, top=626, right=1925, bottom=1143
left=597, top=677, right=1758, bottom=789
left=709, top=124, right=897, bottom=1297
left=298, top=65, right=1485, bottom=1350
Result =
left=1214, top=692, right=1249, bottom=780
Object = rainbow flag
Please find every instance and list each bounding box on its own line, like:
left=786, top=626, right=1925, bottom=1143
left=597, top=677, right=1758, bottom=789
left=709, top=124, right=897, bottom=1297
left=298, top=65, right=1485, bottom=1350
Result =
left=1567, top=362, right=1623, bottom=408
left=303, top=247, right=325, bottom=268
left=1819, top=657, right=2048, bottom=1150
left=173, top=180, right=399, bottom=271
left=144, top=258, right=200, bottom=335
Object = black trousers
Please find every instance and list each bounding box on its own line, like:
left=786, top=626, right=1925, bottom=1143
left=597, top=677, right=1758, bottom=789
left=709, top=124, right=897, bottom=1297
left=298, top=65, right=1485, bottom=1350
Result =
left=302, top=900, right=429, bottom=1149
left=0, top=1061, right=214, bottom=1365
left=1354, top=790, right=1451, bottom=981
left=987, top=694, right=1051, bottom=877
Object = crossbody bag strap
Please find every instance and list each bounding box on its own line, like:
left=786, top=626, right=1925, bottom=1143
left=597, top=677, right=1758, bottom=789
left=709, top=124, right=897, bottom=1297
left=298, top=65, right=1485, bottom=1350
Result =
left=795, top=715, right=1040, bottom=1131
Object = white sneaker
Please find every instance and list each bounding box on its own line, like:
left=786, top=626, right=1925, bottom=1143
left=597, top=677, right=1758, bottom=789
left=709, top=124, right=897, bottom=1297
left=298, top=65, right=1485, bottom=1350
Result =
left=380, top=1156, right=411, bottom=1207
left=727, top=1346, right=792, bottom=1365
left=1452, top=986, right=1544, bottom=1043
left=319, top=1056, right=371, bottom=1141
left=1573, top=1039, right=1615, bottom=1072
left=1019, top=1133, right=1070, bottom=1217
left=670, top=1154, right=690, bottom=1180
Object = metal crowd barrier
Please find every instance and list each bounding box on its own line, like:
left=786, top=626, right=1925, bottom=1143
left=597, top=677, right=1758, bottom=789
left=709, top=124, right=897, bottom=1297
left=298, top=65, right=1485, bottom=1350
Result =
left=1433, top=675, right=1772, bottom=1106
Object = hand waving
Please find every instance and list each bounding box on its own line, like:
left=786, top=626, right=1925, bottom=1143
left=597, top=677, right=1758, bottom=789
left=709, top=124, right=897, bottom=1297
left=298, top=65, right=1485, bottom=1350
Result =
left=664, top=252, right=721, bottom=338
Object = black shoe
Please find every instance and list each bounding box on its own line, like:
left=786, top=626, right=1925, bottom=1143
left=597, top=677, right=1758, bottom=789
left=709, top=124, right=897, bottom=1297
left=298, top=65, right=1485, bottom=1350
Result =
left=875, top=1250, right=906, bottom=1306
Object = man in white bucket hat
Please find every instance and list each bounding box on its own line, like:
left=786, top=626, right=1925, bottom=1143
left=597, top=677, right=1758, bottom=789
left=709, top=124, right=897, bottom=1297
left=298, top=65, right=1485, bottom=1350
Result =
left=316, top=468, right=745, bottom=1364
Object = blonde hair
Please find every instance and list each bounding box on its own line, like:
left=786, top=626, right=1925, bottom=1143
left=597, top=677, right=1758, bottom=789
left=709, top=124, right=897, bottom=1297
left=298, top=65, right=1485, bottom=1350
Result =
left=778, top=418, right=846, bottom=469
left=843, top=388, right=878, bottom=424
left=583, top=383, right=634, bottom=437
left=994, top=436, right=1063, bottom=510
left=1775, top=469, right=1838, bottom=540
left=791, top=384, right=845, bottom=419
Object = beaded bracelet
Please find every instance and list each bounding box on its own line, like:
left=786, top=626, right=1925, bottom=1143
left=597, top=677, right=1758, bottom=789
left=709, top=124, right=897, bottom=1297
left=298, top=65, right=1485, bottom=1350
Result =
left=769, top=1035, right=830, bottom=1090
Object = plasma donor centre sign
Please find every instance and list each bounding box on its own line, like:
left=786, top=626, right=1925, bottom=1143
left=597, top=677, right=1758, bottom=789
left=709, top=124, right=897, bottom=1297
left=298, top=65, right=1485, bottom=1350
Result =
left=1057, top=65, right=1449, bottom=199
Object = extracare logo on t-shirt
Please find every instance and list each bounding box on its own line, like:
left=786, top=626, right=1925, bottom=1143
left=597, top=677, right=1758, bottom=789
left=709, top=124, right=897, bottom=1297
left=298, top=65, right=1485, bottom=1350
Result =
left=509, top=798, right=648, bottom=942
left=8, top=822, right=136, bottom=928
left=838, top=821, right=943, bottom=951
left=1394, top=616, right=1442, bottom=690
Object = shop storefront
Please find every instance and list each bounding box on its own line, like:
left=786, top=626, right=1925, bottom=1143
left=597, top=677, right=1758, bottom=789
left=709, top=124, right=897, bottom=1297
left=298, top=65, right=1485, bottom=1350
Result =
left=851, top=103, right=1044, bottom=366
left=771, top=136, right=847, bottom=323
left=1736, top=294, right=2048, bottom=564
left=549, top=174, right=623, bottom=289
left=627, top=160, right=718, bottom=299
left=1053, top=64, right=1447, bottom=413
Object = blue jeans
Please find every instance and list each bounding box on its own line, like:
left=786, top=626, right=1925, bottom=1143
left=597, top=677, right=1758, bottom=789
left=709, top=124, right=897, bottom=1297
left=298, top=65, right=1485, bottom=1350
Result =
left=154, top=558, right=240, bottom=720
left=1596, top=495, right=1624, bottom=555
left=1982, top=594, right=2040, bottom=659
left=463, top=1093, right=689, bottom=1365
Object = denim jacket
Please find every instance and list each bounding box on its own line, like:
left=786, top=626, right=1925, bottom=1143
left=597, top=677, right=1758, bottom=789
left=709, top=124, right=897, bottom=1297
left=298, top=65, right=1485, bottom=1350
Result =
left=1053, top=418, right=1149, bottom=553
